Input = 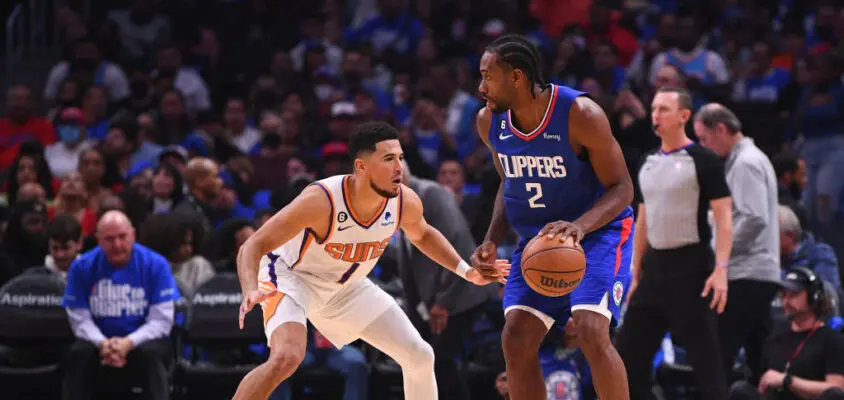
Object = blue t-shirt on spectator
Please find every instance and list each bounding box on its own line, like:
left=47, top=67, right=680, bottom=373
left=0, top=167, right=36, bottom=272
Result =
left=345, top=14, right=425, bottom=56
left=62, top=244, right=180, bottom=338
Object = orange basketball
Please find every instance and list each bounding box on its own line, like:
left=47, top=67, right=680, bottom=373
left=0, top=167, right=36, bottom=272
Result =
left=521, top=235, right=586, bottom=297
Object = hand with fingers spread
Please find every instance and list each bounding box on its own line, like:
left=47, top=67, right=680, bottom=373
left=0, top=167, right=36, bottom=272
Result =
left=701, top=264, right=728, bottom=314
left=239, top=287, right=275, bottom=329
left=466, top=259, right=510, bottom=285
left=538, top=220, right=586, bottom=244
left=471, top=240, right=501, bottom=280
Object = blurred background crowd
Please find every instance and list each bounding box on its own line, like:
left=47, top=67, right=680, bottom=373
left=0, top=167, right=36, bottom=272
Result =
left=1, top=0, right=844, bottom=399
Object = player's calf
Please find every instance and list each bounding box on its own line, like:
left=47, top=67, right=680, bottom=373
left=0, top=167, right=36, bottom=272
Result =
left=233, top=322, right=307, bottom=400
left=571, top=309, right=629, bottom=400
left=501, top=309, right=548, bottom=400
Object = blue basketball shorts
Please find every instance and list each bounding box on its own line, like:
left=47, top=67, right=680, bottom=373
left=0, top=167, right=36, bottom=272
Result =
left=502, top=216, right=634, bottom=329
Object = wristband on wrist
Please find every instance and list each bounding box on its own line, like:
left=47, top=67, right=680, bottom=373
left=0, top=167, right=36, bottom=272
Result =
left=456, top=260, right=471, bottom=280
left=783, top=374, right=793, bottom=391
left=716, top=261, right=728, bottom=269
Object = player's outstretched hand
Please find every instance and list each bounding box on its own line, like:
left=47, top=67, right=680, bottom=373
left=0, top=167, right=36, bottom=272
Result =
left=471, top=240, right=500, bottom=280
left=466, top=259, right=510, bottom=285
left=239, top=288, right=274, bottom=330
left=538, top=220, right=585, bottom=243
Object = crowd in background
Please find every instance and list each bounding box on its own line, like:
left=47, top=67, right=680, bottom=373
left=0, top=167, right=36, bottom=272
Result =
left=1, top=0, right=844, bottom=398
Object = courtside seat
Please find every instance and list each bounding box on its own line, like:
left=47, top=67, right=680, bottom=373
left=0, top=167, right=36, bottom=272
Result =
left=0, top=274, right=73, bottom=400
left=174, top=273, right=265, bottom=400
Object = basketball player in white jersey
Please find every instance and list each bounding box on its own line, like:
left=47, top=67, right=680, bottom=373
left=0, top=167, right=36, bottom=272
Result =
left=232, top=121, right=509, bottom=400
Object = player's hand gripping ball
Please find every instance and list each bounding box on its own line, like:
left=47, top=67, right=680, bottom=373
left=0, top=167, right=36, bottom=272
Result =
left=521, top=227, right=586, bottom=297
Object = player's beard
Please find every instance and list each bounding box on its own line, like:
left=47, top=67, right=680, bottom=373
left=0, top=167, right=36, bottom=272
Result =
left=370, top=179, right=398, bottom=198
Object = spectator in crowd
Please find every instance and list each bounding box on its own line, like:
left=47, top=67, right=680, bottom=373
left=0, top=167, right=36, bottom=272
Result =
left=106, top=0, right=170, bottom=65
left=44, top=36, right=130, bottom=104
left=49, top=171, right=98, bottom=237
left=78, top=148, right=114, bottom=212
left=437, top=159, right=467, bottom=206
left=5, top=151, right=56, bottom=206
left=397, top=162, right=494, bottom=400
left=0, top=86, right=57, bottom=170
left=0, top=200, right=49, bottom=284
left=791, top=53, right=844, bottom=229
left=173, top=157, right=223, bottom=236
left=82, top=86, right=111, bottom=141
left=648, top=14, right=731, bottom=108
left=24, top=215, right=83, bottom=279
left=153, top=44, right=211, bottom=113
left=139, top=213, right=214, bottom=294
left=223, top=97, right=261, bottom=155
left=693, top=104, right=781, bottom=383
left=728, top=268, right=844, bottom=400
left=779, top=205, right=841, bottom=292
left=150, top=164, right=184, bottom=214
left=46, top=107, right=96, bottom=179
left=62, top=210, right=179, bottom=400
left=213, top=217, right=255, bottom=273
left=16, top=182, right=48, bottom=204
left=773, top=150, right=810, bottom=232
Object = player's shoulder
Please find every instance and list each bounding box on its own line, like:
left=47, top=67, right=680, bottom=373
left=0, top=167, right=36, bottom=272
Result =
left=476, top=106, right=496, bottom=142
left=569, top=95, right=608, bottom=123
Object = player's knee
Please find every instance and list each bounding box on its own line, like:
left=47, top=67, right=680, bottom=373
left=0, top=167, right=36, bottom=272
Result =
left=502, top=321, right=543, bottom=360
left=572, top=311, right=611, bottom=350
left=405, top=339, right=435, bottom=370
left=267, top=346, right=305, bottom=376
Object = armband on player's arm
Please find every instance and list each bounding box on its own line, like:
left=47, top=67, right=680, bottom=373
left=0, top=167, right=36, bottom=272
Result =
left=455, top=260, right=471, bottom=280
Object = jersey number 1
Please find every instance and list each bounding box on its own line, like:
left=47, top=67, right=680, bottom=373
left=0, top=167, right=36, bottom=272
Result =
left=337, top=262, right=361, bottom=284
left=526, top=183, right=546, bottom=208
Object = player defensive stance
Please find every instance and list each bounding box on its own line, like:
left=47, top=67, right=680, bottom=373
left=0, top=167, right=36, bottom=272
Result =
left=473, top=35, right=635, bottom=399
left=233, top=121, right=508, bottom=400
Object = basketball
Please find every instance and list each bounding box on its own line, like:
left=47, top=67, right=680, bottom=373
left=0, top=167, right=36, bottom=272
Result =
left=521, top=235, right=586, bottom=297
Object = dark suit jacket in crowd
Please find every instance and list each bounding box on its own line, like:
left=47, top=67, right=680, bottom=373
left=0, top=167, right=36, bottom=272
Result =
left=396, top=177, right=495, bottom=317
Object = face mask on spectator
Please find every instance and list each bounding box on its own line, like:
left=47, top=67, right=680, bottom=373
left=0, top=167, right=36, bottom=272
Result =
left=314, top=84, right=335, bottom=101
left=57, top=125, right=82, bottom=144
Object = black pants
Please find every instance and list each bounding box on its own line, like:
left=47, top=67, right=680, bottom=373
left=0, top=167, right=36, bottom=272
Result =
left=729, top=380, right=844, bottom=399
left=415, top=305, right=485, bottom=400
left=62, top=338, right=172, bottom=400
left=616, top=245, right=727, bottom=400
left=719, top=279, right=780, bottom=384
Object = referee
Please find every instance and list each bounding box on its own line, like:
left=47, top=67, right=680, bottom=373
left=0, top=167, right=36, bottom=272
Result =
left=616, top=87, right=734, bottom=400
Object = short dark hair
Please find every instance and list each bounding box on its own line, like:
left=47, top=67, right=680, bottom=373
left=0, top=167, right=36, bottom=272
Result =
left=348, top=121, right=399, bottom=158
left=772, top=150, right=801, bottom=179
left=485, top=35, right=548, bottom=98
left=694, top=104, right=742, bottom=134
left=657, top=86, right=693, bottom=111
left=46, top=215, right=82, bottom=243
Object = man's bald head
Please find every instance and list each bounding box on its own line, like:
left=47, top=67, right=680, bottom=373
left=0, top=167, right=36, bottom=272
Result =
left=98, top=210, right=132, bottom=231
left=183, top=158, right=223, bottom=200
left=97, top=210, right=135, bottom=266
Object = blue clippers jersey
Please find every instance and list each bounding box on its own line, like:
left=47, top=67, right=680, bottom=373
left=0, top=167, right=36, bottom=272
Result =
left=488, top=84, right=632, bottom=240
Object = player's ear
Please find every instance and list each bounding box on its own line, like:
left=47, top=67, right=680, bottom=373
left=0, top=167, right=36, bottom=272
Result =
left=511, top=68, right=522, bottom=88
left=353, top=157, right=366, bottom=174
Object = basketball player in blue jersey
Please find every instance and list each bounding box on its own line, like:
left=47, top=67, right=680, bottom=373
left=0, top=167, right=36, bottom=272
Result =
left=472, top=34, right=636, bottom=399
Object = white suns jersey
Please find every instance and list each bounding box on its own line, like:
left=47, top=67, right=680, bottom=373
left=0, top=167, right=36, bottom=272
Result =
left=261, top=175, right=402, bottom=300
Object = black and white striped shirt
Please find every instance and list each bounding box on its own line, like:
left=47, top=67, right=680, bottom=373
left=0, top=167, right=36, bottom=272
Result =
left=637, top=143, right=731, bottom=250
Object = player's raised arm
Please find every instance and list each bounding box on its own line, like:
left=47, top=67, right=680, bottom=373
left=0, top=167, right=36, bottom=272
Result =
left=567, top=96, right=635, bottom=235
left=399, top=184, right=508, bottom=285
left=236, top=185, right=330, bottom=295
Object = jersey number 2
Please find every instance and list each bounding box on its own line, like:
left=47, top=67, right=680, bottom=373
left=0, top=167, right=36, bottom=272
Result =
left=526, top=183, right=546, bottom=208
left=337, top=262, right=361, bottom=284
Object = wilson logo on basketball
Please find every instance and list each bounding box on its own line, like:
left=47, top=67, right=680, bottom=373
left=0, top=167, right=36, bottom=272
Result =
left=540, top=276, right=582, bottom=289
left=324, top=238, right=391, bottom=263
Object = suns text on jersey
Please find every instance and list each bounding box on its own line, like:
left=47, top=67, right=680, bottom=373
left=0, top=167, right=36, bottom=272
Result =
left=324, top=237, right=391, bottom=263
left=498, top=154, right=568, bottom=179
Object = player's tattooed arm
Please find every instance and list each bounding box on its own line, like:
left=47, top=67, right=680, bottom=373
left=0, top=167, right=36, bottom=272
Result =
left=236, top=185, right=330, bottom=294
left=475, top=108, right=511, bottom=246
left=568, top=96, right=635, bottom=235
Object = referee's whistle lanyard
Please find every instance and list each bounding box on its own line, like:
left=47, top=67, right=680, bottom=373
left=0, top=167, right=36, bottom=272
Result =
left=784, top=324, right=821, bottom=374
